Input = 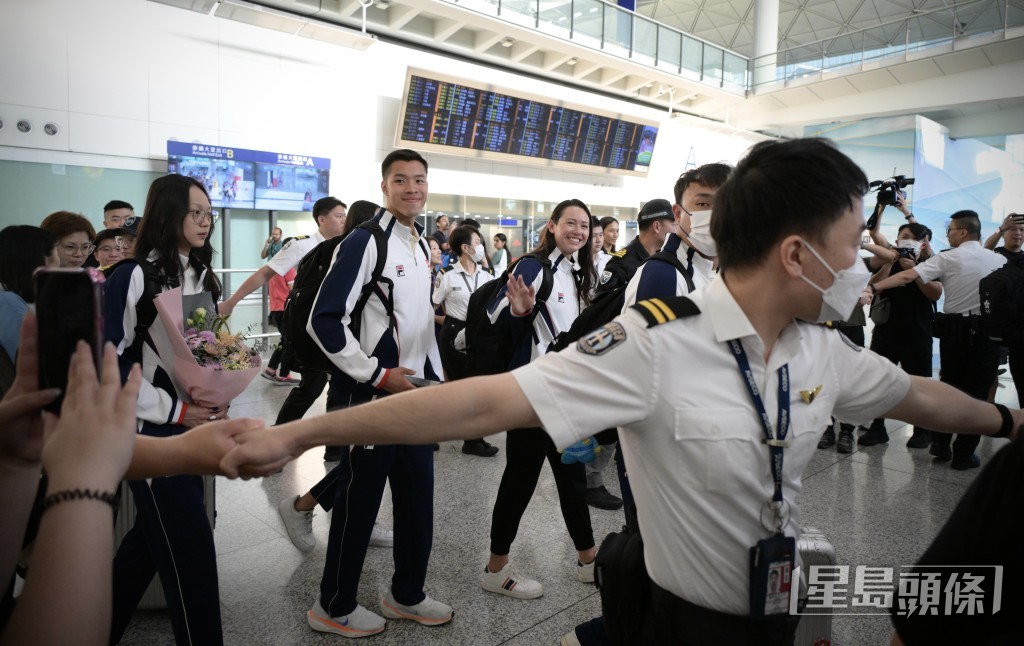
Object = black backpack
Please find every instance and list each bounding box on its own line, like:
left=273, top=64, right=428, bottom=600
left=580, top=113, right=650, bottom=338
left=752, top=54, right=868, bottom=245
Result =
left=464, top=252, right=553, bottom=376
left=281, top=219, right=390, bottom=372
left=980, top=256, right=1024, bottom=346
left=550, top=250, right=695, bottom=353
left=103, top=258, right=172, bottom=363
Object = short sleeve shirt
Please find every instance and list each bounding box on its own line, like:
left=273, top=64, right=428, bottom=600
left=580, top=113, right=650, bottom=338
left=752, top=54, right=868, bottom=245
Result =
left=914, top=241, right=1006, bottom=314
left=267, top=230, right=326, bottom=277
left=432, top=263, right=495, bottom=321
left=512, top=277, right=910, bottom=614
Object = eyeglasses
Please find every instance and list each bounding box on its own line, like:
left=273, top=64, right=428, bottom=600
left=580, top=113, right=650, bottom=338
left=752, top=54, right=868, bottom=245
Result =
left=946, top=226, right=966, bottom=234
left=61, top=243, right=95, bottom=255
left=96, top=244, right=120, bottom=253
left=187, top=209, right=220, bottom=224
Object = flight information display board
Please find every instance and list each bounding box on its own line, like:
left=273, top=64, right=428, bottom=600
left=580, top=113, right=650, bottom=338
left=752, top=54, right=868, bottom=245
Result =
left=396, top=70, right=658, bottom=176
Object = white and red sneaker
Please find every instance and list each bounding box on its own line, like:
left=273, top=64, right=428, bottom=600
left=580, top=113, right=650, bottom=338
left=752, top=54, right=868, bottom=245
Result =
left=480, top=562, right=543, bottom=599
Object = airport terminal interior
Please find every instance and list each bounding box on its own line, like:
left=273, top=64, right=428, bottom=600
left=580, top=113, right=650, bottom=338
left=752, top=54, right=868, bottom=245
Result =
left=2, top=0, right=1024, bottom=644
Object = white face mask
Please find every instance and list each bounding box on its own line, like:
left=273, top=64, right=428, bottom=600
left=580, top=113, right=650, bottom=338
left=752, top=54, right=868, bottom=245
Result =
left=896, top=239, right=922, bottom=253
left=799, top=239, right=870, bottom=324
left=686, top=209, right=716, bottom=257
left=472, top=244, right=485, bottom=262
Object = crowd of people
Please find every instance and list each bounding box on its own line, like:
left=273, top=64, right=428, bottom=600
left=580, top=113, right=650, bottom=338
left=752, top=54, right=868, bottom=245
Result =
left=1, top=138, right=1022, bottom=646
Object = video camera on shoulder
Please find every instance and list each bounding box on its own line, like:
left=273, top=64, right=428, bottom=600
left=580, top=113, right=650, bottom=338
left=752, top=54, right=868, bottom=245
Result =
left=870, top=175, right=915, bottom=206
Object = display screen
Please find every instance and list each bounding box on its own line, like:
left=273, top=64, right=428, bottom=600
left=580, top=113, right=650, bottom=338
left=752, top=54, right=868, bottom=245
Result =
left=396, top=70, right=659, bottom=175
left=167, top=141, right=330, bottom=211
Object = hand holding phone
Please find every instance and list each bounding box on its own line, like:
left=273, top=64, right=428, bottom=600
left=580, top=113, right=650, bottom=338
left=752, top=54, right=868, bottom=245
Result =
left=35, top=268, right=106, bottom=413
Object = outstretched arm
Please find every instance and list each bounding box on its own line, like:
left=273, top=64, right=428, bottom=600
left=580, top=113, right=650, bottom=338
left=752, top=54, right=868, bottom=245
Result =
left=222, top=373, right=538, bottom=478
left=886, top=376, right=1021, bottom=440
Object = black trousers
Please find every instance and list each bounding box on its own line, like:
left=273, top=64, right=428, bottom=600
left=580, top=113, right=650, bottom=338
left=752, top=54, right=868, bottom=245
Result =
left=274, top=369, right=329, bottom=425
left=489, top=426, right=594, bottom=555
left=110, top=422, right=221, bottom=646
left=266, top=311, right=293, bottom=376
left=929, top=330, right=1000, bottom=456
left=870, top=330, right=934, bottom=430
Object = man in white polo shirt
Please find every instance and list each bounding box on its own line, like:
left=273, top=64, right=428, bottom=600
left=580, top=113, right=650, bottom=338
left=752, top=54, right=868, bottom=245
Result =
left=223, top=139, right=1022, bottom=645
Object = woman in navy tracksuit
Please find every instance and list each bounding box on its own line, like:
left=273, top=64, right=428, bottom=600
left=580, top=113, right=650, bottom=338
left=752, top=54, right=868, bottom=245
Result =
left=105, top=174, right=226, bottom=645
left=481, top=198, right=598, bottom=600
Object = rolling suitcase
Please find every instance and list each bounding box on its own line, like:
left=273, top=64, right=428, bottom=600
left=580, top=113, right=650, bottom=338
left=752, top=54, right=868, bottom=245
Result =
left=113, top=475, right=216, bottom=609
left=795, top=526, right=836, bottom=646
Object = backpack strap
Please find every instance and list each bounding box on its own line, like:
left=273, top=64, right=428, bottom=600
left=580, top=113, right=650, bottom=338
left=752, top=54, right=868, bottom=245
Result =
left=648, top=248, right=696, bottom=293
left=349, top=212, right=395, bottom=339
left=106, top=258, right=178, bottom=362
left=631, top=296, right=701, bottom=327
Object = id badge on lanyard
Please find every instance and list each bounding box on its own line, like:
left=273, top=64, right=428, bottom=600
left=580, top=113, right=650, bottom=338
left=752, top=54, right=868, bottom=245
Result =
left=728, top=339, right=796, bottom=617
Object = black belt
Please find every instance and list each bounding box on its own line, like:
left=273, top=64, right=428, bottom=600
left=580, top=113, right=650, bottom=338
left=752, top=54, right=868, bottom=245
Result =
left=647, top=582, right=800, bottom=646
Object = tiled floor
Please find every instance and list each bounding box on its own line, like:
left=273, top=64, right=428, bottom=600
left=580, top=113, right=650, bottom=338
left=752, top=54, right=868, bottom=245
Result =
left=117, top=371, right=1019, bottom=645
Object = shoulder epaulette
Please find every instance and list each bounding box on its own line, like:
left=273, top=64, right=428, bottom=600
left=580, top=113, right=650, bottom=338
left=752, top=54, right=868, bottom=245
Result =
left=439, top=266, right=453, bottom=275
left=294, top=235, right=310, bottom=240
left=611, top=248, right=628, bottom=258
left=631, top=296, right=701, bottom=327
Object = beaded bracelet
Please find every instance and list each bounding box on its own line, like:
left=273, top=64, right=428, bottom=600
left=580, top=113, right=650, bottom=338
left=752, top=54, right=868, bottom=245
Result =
left=43, top=488, right=118, bottom=512
left=993, top=403, right=1014, bottom=438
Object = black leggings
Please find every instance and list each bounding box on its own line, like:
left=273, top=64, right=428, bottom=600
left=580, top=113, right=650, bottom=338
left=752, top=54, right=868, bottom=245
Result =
left=438, top=317, right=468, bottom=381
left=489, top=426, right=594, bottom=555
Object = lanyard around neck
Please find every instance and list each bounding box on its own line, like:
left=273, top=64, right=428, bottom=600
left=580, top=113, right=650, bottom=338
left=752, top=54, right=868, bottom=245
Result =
left=459, top=269, right=480, bottom=294
left=727, top=339, right=790, bottom=506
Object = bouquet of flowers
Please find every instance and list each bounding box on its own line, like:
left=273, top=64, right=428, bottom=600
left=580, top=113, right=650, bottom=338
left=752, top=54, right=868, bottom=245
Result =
left=184, top=307, right=261, bottom=372
left=151, top=287, right=260, bottom=408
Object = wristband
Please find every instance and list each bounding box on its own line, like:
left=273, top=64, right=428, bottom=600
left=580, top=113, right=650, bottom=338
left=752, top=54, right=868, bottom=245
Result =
left=43, top=488, right=118, bottom=512
left=993, top=403, right=1014, bottom=438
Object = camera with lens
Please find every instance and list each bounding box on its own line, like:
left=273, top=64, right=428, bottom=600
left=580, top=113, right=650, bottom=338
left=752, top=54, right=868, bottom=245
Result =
left=870, top=175, right=915, bottom=206
left=895, top=246, right=917, bottom=260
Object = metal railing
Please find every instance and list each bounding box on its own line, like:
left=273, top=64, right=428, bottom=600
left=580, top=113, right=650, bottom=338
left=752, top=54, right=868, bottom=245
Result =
left=447, top=0, right=748, bottom=94
left=445, top=0, right=1022, bottom=95
left=750, top=0, right=1022, bottom=88
left=214, top=267, right=279, bottom=343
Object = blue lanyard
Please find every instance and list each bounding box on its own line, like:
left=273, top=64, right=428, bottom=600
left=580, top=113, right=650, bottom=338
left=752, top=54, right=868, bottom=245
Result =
left=728, top=339, right=790, bottom=505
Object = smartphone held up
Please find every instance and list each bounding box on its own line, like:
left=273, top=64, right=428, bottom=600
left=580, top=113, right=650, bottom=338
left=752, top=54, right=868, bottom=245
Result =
left=35, top=267, right=106, bottom=412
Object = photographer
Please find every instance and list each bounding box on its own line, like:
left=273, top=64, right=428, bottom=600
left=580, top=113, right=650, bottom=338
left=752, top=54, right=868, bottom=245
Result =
left=984, top=213, right=1023, bottom=259
left=860, top=212, right=942, bottom=448
left=865, top=210, right=1006, bottom=469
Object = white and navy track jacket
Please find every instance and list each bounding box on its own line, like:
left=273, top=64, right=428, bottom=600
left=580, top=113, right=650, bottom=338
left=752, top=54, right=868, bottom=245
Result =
left=622, top=233, right=713, bottom=310
left=487, top=247, right=584, bottom=367
left=104, top=253, right=209, bottom=427
left=308, top=210, right=442, bottom=393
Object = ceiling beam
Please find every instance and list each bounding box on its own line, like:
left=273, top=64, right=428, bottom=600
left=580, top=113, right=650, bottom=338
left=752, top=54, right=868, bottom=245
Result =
left=433, top=17, right=463, bottom=42
left=389, top=6, right=419, bottom=30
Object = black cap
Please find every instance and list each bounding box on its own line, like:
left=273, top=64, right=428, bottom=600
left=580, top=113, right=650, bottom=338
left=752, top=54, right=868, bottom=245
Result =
left=119, top=215, right=142, bottom=236
left=637, top=198, right=674, bottom=223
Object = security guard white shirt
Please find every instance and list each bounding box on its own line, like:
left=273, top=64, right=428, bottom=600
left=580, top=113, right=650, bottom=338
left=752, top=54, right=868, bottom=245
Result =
left=512, top=277, right=910, bottom=615
left=432, top=262, right=495, bottom=321
left=267, top=230, right=326, bottom=276
left=913, top=241, right=1006, bottom=314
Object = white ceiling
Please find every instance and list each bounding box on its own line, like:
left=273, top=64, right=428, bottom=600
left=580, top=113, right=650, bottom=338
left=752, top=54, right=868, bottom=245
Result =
left=151, top=0, right=1024, bottom=139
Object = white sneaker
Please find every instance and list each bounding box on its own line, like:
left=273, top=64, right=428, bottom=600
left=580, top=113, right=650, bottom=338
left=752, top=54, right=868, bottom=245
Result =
left=369, top=523, right=393, bottom=547
left=307, top=600, right=385, bottom=638
left=380, top=589, right=453, bottom=626
left=480, top=562, right=543, bottom=599
left=576, top=559, right=595, bottom=584
left=278, top=496, right=314, bottom=553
